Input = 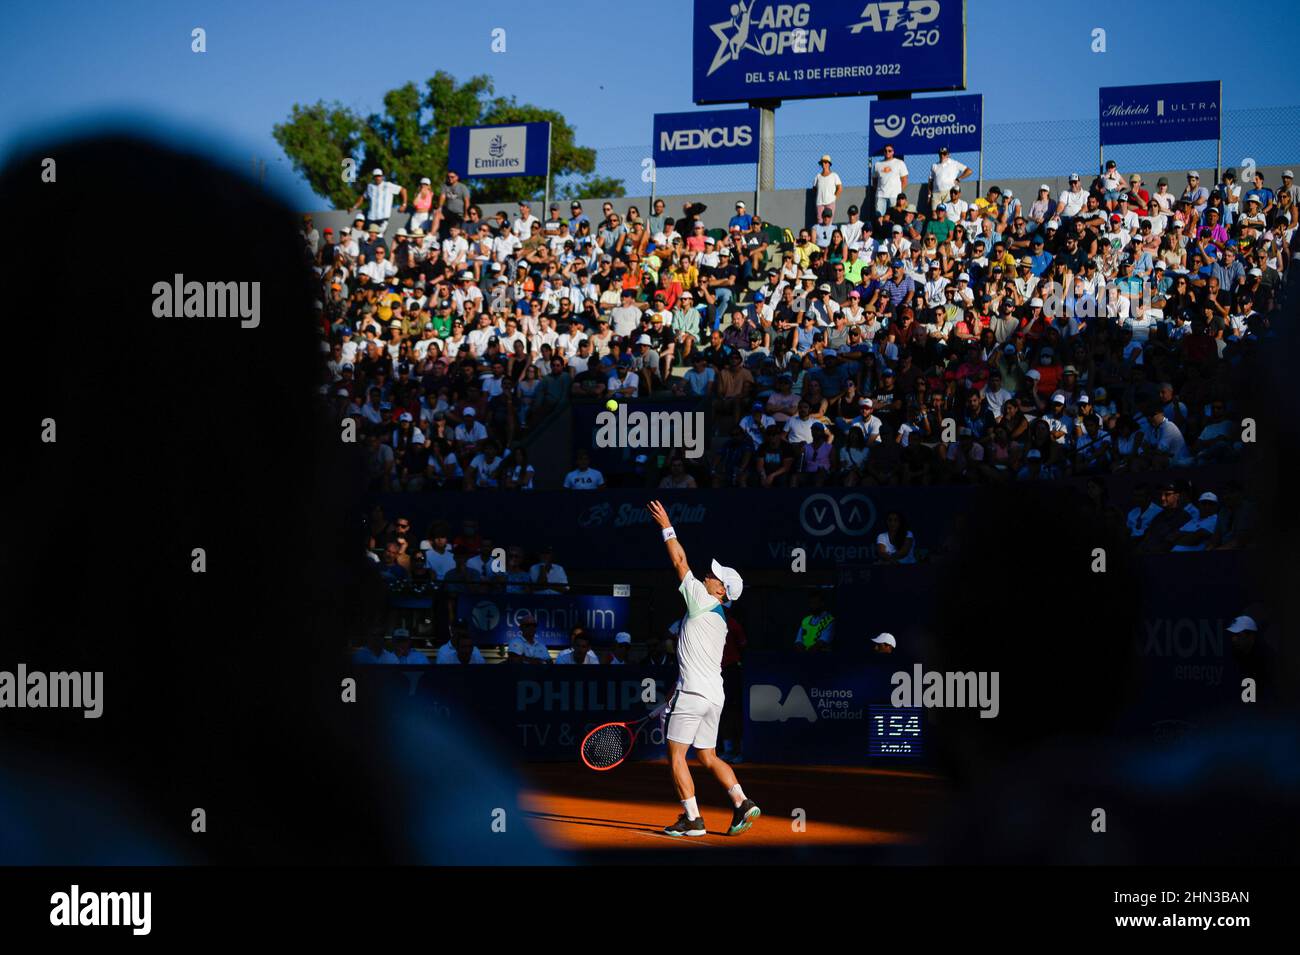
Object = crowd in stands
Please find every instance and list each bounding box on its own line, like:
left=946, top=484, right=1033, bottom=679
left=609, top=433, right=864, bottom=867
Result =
left=308, top=154, right=1293, bottom=491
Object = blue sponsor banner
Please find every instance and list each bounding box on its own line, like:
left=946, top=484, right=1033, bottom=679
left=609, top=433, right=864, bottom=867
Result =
left=693, top=0, right=966, bottom=105
left=458, top=593, right=630, bottom=648
left=869, top=92, right=981, bottom=155
left=447, top=121, right=551, bottom=179
left=354, top=665, right=674, bottom=761
left=1099, top=80, right=1221, bottom=146
left=743, top=652, right=926, bottom=764
left=653, top=108, right=760, bottom=168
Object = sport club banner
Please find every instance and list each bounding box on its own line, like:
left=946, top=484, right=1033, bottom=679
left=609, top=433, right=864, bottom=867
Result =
left=653, top=108, right=760, bottom=168
left=1098, top=80, right=1221, bottom=147
left=375, top=464, right=1242, bottom=573
left=457, top=593, right=631, bottom=648
left=869, top=92, right=981, bottom=155
left=352, top=665, right=675, bottom=761
left=693, top=0, right=967, bottom=104
left=447, top=121, right=551, bottom=179
left=743, top=652, right=927, bottom=763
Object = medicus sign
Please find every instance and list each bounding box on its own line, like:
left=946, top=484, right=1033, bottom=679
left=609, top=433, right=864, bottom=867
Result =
left=693, top=0, right=966, bottom=104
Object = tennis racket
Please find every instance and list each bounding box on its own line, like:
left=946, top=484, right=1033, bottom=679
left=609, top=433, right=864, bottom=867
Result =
left=580, top=697, right=673, bottom=771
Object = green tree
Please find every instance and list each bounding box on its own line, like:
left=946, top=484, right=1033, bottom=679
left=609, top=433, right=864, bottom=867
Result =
left=274, top=71, right=623, bottom=209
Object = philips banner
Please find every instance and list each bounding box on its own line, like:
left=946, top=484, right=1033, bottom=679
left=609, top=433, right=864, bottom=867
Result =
left=1099, top=80, right=1221, bottom=146
left=693, top=0, right=967, bottom=104
left=447, top=121, right=551, bottom=179
left=869, top=92, right=981, bottom=155
left=458, top=593, right=631, bottom=647
left=353, top=666, right=674, bottom=761
left=653, top=108, right=760, bottom=168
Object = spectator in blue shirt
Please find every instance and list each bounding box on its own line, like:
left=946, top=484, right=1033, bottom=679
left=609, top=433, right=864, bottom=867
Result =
left=881, top=260, right=915, bottom=310
left=728, top=201, right=753, bottom=231
left=352, top=631, right=399, bottom=665
left=1029, top=236, right=1054, bottom=276
left=1211, top=245, right=1245, bottom=293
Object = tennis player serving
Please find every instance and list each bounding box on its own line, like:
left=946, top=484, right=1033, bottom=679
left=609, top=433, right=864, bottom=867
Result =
left=647, top=500, right=760, bottom=837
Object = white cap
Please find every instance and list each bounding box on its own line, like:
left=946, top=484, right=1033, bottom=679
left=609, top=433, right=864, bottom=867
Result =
left=736, top=200, right=746, bottom=208
left=462, top=407, right=476, bottom=417
left=1047, top=218, right=1062, bottom=229
left=371, top=168, right=384, bottom=176
left=1026, top=369, right=1041, bottom=380
left=1051, top=392, right=1066, bottom=404
left=710, top=559, right=744, bottom=602
left=1039, top=183, right=1050, bottom=191
left=1030, top=297, right=1043, bottom=307
left=958, top=272, right=970, bottom=281
left=1187, top=170, right=1200, bottom=178
left=392, top=627, right=410, bottom=639
left=1197, top=491, right=1219, bottom=503
left=420, top=176, right=431, bottom=184
left=1226, top=615, right=1257, bottom=633
left=871, top=633, right=897, bottom=648
left=637, top=334, right=653, bottom=345
left=615, top=631, right=632, bottom=644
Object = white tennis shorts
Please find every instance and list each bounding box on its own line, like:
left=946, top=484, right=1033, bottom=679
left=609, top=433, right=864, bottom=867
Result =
left=665, top=690, right=723, bottom=750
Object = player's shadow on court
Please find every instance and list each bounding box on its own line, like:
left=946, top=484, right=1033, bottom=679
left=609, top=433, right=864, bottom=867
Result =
left=524, top=810, right=721, bottom=840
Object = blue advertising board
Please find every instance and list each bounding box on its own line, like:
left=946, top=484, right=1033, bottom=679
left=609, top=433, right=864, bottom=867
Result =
left=457, top=593, right=631, bottom=647
left=693, top=0, right=967, bottom=104
left=447, top=121, right=551, bottom=179
left=869, top=92, right=981, bottom=155
left=653, top=108, right=760, bottom=168
left=1099, top=81, right=1221, bottom=147
left=353, top=665, right=675, bottom=761
left=743, top=651, right=927, bottom=764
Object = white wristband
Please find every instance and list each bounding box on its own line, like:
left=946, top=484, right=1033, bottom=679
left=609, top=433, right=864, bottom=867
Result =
left=662, top=526, right=677, bottom=542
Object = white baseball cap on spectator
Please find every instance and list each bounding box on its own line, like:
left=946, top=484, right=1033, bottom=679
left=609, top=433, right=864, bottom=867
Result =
left=1051, top=393, right=1066, bottom=404
left=1069, top=173, right=1080, bottom=182
left=371, top=168, right=384, bottom=176
left=637, top=334, right=653, bottom=345
left=615, top=632, right=632, bottom=645
left=420, top=177, right=431, bottom=184
left=1226, top=615, right=1257, bottom=633
left=872, top=633, right=897, bottom=648
left=1198, top=492, right=1219, bottom=504
left=958, top=272, right=970, bottom=282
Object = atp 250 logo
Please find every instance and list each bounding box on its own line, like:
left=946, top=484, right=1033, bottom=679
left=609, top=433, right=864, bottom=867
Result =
left=849, top=0, right=942, bottom=33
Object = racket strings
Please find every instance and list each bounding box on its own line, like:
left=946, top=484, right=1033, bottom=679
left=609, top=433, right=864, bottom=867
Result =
left=582, top=724, right=633, bottom=769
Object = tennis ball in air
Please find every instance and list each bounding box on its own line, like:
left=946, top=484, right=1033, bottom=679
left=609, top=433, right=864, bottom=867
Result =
left=605, top=399, right=618, bottom=412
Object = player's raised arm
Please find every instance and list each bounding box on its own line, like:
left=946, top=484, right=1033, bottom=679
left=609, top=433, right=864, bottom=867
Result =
left=647, top=500, right=690, bottom=582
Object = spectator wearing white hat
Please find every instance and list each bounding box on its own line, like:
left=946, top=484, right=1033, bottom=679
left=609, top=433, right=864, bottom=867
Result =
left=814, top=155, right=843, bottom=221
left=929, top=146, right=972, bottom=215
left=1057, top=174, right=1087, bottom=221
left=507, top=613, right=552, bottom=665
left=351, top=167, right=407, bottom=234
left=608, top=631, right=633, bottom=665
left=871, top=633, right=896, bottom=654
left=391, top=628, right=430, bottom=666
left=1169, top=492, right=1219, bottom=552
left=409, top=176, right=436, bottom=232
left=1226, top=613, right=1276, bottom=696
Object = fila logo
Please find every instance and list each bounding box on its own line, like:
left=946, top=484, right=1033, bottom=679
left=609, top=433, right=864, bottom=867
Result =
left=749, top=683, right=817, bottom=722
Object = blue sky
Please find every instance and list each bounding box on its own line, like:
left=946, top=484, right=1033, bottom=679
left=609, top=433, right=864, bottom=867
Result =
left=2, top=0, right=1297, bottom=207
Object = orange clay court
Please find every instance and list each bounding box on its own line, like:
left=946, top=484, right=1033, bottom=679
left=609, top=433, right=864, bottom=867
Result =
left=519, top=760, right=951, bottom=850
